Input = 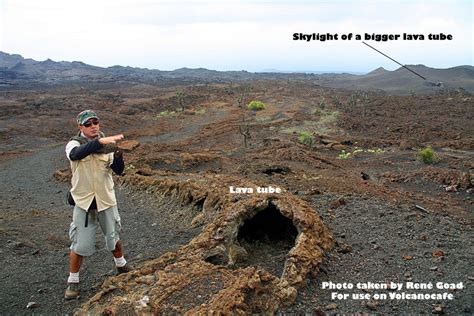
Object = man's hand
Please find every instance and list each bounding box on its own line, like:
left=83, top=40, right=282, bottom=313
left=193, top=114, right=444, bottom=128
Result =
left=99, top=134, right=124, bottom=145
left=114, top=150, right=123, bottom=159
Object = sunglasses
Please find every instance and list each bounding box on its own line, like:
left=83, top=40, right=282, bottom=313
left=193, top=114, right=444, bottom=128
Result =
left=83, top=119, right=99, bottom=127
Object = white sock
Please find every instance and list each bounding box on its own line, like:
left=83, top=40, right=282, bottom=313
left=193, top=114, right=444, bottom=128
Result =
left=114, top=256, right=127, bottom=267
left=68, top=272, right=79, bottom=284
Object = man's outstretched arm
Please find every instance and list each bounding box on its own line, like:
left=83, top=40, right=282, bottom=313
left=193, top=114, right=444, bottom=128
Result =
left=67, top=134, right=124, bottom=161
left=67, top=139, right=103, bottom=161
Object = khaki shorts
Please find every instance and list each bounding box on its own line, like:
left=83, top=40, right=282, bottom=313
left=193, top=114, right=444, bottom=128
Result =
left=69, top=205, right=121, bottom=256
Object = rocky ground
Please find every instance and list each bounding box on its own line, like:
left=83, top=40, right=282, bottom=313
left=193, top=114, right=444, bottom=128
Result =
left=0, top=145, right=202, bottom=315
left=0, top=80, right=472, bottom=314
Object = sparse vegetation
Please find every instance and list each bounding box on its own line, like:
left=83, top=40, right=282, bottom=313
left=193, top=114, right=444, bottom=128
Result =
left=418, top=146, right=439, bottom=164
left=235, top=84, right=251, bottom=108
left=281, top=110, right=340, bottom=136
left=348, top=94, right=357, bottom=108
left=337, top=147, right=385, bottom=159
left=2, top=51, right=474, bottom=316
left=247, top=100, right=266, bottom=111
left=156, top=110, right=178, bottom=118
left=337, top=151, right=352, bottom=159
left=239, top=115, right=251, bottom=148
left=256, top=116, right=271, bottom=123
left=176, top=90, right=186, bottom=111
left=332, top=95, right=342, bottom=108
left=361, top=91, right=370, bottom=118
left=101, top=93, right=124, bottom=105
left=319, top=111, right=339, bottom=124
left=319, top=97, right=326, bottom=109
left=195, top=108, right=206, bottom=115
left=362, top=91, right=370, bottom=105
left=297, top=131, right=315, bottom=146
left=3, top=66, right=473, bottom=315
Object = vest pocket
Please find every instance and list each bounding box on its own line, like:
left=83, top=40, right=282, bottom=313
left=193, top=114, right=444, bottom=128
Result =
left=97, top=154, right=111, bottom=170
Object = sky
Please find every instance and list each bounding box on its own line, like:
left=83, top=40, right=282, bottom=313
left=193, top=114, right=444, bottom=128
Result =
left=0, top=0, right=472, bottom=73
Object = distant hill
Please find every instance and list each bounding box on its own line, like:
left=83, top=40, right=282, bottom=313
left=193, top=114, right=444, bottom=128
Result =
left=366, top=67, right=389, bottom=76
left=0, top=51, right=472, bottom=94
left=0, top=51, right=320, bottom=89
left=317, top=64, right=474, bottom=94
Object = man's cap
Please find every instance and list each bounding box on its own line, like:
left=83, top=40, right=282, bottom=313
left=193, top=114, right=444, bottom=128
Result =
left=76, top=110, right=99, bottom=125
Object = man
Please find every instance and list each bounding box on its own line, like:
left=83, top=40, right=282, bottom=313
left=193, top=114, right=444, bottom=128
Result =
left=64, top=110, right=131, bottom=300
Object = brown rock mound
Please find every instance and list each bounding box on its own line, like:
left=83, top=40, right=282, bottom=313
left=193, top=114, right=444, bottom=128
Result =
left=117, top=140, right=140, bottom=152
left=76, top=172, right=333, bottom=314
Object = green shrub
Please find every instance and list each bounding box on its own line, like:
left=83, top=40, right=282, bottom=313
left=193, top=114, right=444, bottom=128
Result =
left=337, top=151, right=351, bottom=159
left=298, top=131, right=314, bottom=146
left=337, top=147, right=384, bottom=159
left=247, top=100, right=266, bottom=111
left=156, top=110, right=178, bottom=118
left=418, top=146, right=439, bottom=164
left=319, top=98, right=326, bottom=109
left=195, top=108, right=206, bottom=115
left=319, top=111, right=339, bottom=124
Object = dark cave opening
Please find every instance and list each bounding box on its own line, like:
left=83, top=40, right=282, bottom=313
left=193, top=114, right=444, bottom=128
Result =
left=236, top=201, right=298, bottom=276
left=193, top=198, right=205, bottom=212
left=237, top=201, right=298, bottom=243
left=261, top=166, right=289, bottom=176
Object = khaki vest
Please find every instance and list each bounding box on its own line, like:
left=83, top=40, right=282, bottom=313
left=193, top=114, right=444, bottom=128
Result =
left=70, top=152, right=117, bottom=212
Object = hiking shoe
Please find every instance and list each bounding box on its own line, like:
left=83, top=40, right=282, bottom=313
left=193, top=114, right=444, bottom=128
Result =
left=116, top=264, right=133, bottom=275
left=64, top=282, right=80, bottom=300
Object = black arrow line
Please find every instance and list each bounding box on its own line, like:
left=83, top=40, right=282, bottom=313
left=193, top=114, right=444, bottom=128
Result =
left=362, top=41, right=427, bottom=80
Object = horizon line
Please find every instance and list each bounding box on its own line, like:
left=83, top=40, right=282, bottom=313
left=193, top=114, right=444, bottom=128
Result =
left=0, top=50, right=471, bottom=76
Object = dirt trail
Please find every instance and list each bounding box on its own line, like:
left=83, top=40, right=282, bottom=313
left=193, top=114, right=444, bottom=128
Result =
left=138, top=107, right=231, bottom=144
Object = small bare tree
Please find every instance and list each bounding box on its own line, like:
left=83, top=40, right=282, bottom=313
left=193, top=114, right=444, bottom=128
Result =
left=319, top=97, right=326, bottom=109
left=176, top=90, right=186, bottom=111
left=361, top=91, right=370, bottom=118
left=348, top=93, right=357, bottom=109
left=234, top=84, right=253, bottom=148
left=332, top=95, right=342, bottom=109
left=235, top=84, right=251, bottom=108
left=239, top=115, right=251, bottom=148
